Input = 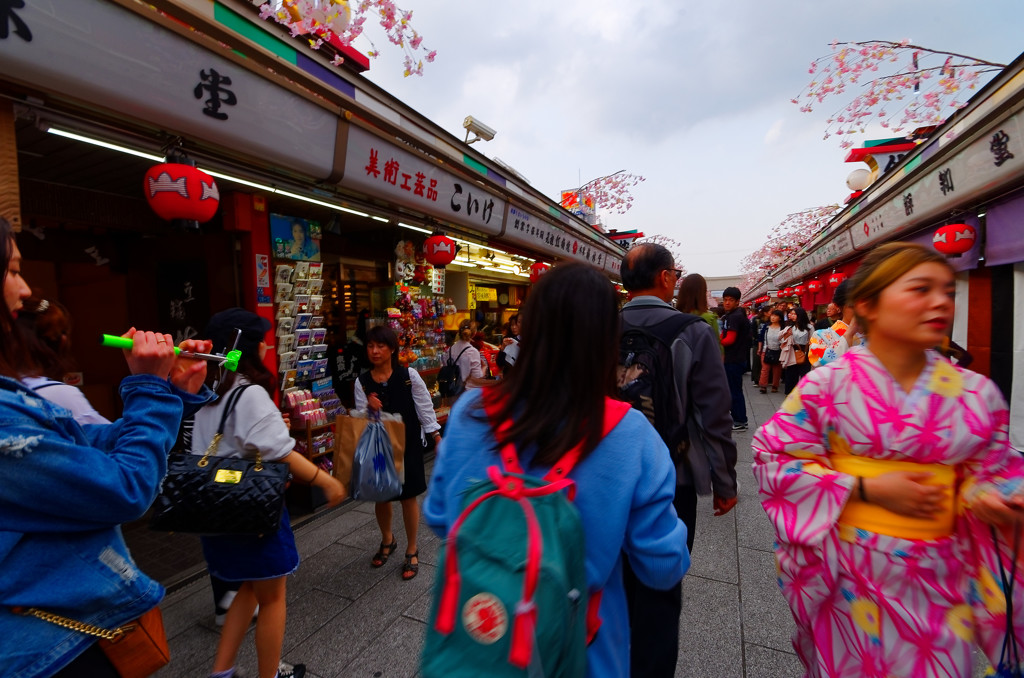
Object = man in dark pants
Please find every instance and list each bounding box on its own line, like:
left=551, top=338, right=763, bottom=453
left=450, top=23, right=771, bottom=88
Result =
left=619, top=244, right=739, bottom=677
left=720, top=286, right=751, bottom=431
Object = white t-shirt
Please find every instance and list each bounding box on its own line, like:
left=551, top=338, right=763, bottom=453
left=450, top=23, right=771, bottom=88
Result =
left=22, top=376, right=111, bottom=426
left=190, top=378, right=294, bottom=462
left=446, top=340, right=483, bottom=387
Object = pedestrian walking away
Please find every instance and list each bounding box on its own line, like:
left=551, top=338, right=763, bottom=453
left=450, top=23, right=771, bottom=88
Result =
left=423, top=262, right=688, bottom=678
left=618, top=243, right=738, bottom=678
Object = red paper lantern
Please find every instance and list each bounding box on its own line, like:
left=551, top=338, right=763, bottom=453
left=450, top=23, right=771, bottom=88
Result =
left=828, top=272, right=847, bottom=288
left=808, top=280, right=823, bottom=293
left=144, top=163, right=219, bottom=222
left=933, top=223, right=976, bottom=256
left=422, top=234, right=457, bottom=268
left=794, top=285, right=807, bottom=295
left=529, top=261, right=550, bottom=283
left=782, top=287, right=793, bottom=296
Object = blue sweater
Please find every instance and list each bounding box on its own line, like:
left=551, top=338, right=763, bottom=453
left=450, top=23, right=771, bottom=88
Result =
left=424, top=390, right=690, bottom=678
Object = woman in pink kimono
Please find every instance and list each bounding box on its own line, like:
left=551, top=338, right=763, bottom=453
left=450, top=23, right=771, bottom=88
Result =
left=753, top=242, right=1024, bottom=677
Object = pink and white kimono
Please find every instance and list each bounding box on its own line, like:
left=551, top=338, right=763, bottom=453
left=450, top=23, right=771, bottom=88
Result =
left=753, top=345, right=1024, bottom=677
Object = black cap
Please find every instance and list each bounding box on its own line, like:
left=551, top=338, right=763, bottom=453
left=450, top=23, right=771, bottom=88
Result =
left=722, top=286, right=741, bottom=300
left=204, top=307, right=271, bottom=356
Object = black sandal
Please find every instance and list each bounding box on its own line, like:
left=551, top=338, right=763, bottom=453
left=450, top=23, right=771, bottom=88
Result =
left=402, top=551, right=419, bottom=581
left=371, top=539, right=397, bottom=568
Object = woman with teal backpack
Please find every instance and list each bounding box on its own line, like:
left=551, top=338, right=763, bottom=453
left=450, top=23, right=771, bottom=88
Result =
left=422, top=263, right=689, bottom=677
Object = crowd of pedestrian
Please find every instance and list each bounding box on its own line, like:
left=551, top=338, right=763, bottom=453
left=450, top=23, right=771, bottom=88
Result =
left=3, top=215, right=1024, bottom=678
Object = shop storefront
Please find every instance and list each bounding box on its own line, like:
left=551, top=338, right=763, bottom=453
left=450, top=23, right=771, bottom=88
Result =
left=0, top=0, right=627, bottom=549
left=747, top=51, right=1024, bottom=448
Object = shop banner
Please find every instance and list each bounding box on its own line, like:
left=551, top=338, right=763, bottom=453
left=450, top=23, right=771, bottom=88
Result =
left=503, top=204, right=611, bottom=269
left=777, top=231, right=855, bottom=286
left=849, top=113, right=1024, bottom=249
left=985, top=193, right=1024, bottom=267
left=343, top=126, right=505, bottom=235
left=0, top=0, right=338, bottom=179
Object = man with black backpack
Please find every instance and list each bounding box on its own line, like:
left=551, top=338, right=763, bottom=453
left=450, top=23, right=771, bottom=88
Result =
left=619, top=243, right=739, bottom=678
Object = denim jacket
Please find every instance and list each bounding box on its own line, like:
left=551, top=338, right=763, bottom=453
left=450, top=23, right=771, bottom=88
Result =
left=0, top=374, right=213, bottom=678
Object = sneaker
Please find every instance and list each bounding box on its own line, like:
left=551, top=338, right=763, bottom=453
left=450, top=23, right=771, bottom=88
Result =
left=731, top=422, right=748, bottom=431
left=278, top=662, right=306, bottom=678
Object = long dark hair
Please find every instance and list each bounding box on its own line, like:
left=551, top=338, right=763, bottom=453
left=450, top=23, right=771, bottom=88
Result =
left=791, top=307, right=810, bottom=332
left=676, top=273, right=709, bottom=313
left=485, top=263, right=619, bottom=466
left=16, top=297, right=77, bottom=380
left=0, top=217, right=30, bottom=378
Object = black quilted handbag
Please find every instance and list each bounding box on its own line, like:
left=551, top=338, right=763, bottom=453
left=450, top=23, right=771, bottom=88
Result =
left=150, top=384, right=290, bottom=535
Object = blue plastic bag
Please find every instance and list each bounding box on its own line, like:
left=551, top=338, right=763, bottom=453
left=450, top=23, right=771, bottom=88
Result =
left=351, top=415, right=402, bottom=502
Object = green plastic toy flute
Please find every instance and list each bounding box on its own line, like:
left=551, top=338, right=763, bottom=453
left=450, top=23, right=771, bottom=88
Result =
left=100, top=335, right=242, bottom=372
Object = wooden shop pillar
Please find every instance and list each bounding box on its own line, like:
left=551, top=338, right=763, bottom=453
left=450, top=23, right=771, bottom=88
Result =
left=0, top=101, right=22, bottom=231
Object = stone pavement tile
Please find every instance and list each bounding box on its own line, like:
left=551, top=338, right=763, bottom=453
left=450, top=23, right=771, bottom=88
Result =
left=154, top=623, right=224, bottom=678
left=676, top=575, right=742, bottom=678
left=688, top=496, right=738, bottom=585
left=403, top=589, right=433, bottom=624
left=336, top=614, right=426, bottom=678
left=294, top=506, right=376, bottom=559
left=282, top=587, right=353, bottom=654
left=283, top=562, right=437, bottom=677
left=735, top=498, right=776, bottom=553
left=738, top=547, right=795, bottom=653
left=743, top=643, right=802, bottom=677
left=288, top=542, right=365, bottom=603
left=162, top=579, right=216, bottom=640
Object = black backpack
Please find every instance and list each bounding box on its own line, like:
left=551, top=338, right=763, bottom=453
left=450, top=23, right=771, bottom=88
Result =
left=437, top=346, right=471, bottom=397
left=618, top=310, right=702, bottom=454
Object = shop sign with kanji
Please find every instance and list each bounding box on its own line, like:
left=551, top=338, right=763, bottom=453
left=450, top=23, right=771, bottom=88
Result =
left=343, top=126, right=505, bottom=235
left=502, top=205, right=607, bottom=267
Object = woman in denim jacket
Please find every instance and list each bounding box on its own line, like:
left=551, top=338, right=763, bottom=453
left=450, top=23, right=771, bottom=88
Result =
left=0, top=217, right=214, bottom=677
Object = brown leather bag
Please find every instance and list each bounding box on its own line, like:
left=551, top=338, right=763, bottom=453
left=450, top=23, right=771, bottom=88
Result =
left=794, top=348, right=807, bottom=365
left=14, top=605, right=169, bottom=677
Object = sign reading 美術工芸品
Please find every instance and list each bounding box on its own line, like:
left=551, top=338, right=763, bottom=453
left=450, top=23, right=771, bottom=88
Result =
left=341, top=125, right=505, bottom=236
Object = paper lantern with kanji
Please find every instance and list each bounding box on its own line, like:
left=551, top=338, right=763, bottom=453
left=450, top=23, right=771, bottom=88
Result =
left=794, top=285, right=807, bottom=295
left=782, top=287, right=793, bottom=296
left=529, top=262, right=550, bottom=283
left=808, top=280, right=823, bottom=293
left=144, top=163, right=219, bottom=222
left=828, top=272, right=847, bottom=288
left=423, top=234, right=457, bottom=268
left=933, top=223, right=977, bottom=256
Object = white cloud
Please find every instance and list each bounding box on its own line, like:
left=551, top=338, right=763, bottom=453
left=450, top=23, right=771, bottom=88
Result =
left=764, top=119, right=785, bottom=145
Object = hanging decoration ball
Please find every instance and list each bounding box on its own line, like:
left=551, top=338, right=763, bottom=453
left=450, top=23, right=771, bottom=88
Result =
left=529, top=261, right=551, bottom=284
left=846, top=168, right=872, bottom=192
left=423, top=233, right=457, bottom=268
left=932, top=223, right=977, bottom=256
left=144, top=163, right=219, bottom=222
left=808, top=280, right=823, bottom=293
left=828, top=272, right=847, bottom=288
left=782, top=287, right=793, bottom=296
left=794, top=285, right=807, bottom=295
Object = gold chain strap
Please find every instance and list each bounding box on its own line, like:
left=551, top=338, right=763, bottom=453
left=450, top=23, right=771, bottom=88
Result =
left=198, top=432, right=265, bottom=471
left=14, top=607, right=135, bottom=641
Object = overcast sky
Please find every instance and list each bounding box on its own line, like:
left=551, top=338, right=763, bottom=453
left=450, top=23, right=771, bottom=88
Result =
left=360, top=1, right=1024, bottom=278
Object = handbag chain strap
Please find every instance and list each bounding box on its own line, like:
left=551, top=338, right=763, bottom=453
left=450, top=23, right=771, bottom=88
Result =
left=197, top=384, right=264, bottom=471
left=12, top=606, right=135, bottom=641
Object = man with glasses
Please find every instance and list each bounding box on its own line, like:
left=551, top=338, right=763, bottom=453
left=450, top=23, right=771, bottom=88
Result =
left=720, top=286, right=751, bottom=430
left=619, top=243, right=738, bottom=678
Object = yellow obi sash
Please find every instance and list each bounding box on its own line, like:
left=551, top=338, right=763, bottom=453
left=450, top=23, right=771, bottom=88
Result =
left=833, top=453, right=958, bottom=541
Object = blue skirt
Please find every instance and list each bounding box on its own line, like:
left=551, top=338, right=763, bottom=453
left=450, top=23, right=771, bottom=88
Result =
left=200, top=507, right=300, bottom=582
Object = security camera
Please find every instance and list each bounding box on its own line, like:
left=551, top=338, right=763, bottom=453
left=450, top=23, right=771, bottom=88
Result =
left=463, top=116, right=496, bottom=143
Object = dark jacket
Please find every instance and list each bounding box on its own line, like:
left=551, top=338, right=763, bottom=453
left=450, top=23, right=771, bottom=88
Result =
left=720, top=308, right=751, bottom=365
left=621, top=297, right=738, bottom=499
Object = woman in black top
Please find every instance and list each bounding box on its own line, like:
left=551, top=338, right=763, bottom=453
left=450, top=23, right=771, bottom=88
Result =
left=354, top=325, right=441, bottom=580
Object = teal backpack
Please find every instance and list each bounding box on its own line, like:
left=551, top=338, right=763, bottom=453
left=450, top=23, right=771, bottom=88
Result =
left=422, top=394, right=630, bottom=678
